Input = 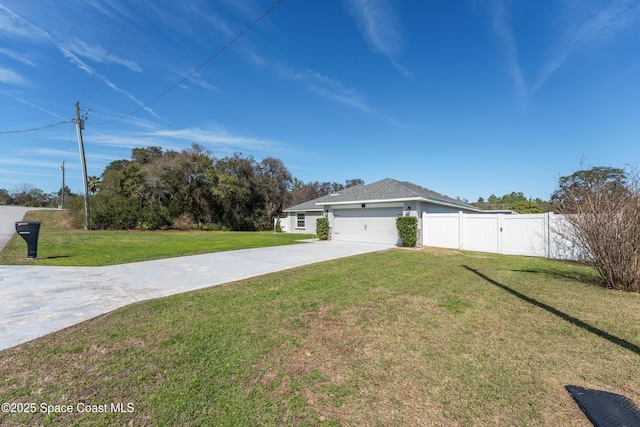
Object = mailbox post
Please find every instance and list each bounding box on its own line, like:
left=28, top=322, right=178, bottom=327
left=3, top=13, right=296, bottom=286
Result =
left=15, top=221, right=41, bottom=259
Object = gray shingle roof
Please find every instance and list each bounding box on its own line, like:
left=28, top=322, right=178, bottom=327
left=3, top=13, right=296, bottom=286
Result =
left=283, top=183, right=368, bottom=211
left=284, top=178, right=479, bottom=211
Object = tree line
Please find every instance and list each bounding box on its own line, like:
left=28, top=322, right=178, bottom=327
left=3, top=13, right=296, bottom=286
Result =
left=0, top=184, right=70, bottom=207
left=472, top=192, right=552, bottom=213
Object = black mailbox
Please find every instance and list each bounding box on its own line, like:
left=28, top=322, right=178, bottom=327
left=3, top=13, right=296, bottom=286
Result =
left=15, top=221, right=41, bottom=259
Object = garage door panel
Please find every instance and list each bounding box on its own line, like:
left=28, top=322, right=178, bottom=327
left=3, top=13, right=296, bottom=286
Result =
left=333, top=208, right=401, bottom=244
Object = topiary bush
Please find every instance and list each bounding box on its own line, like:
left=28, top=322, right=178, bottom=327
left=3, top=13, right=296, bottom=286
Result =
left=396, top=216, right=418, bottom=247
left=316, top=217, right=329, bottom=240
left=275, top=217, right=282, bottom=233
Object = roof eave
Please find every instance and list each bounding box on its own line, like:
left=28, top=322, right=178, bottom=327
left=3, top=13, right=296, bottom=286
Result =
left=315, top=196, right=422, bottom=206
left=423, top=197, right=482, bottom=212
left=283, top=207, right=324, bottom=212
left=316, top=196, right=481, bottom=212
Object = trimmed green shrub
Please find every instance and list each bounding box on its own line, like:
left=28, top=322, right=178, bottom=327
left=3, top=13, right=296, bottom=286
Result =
left=396, top=216, right=418, bottom=247
left=316, top=217, right=329, bottom=240
left=275, top=218, right=282, bottom=233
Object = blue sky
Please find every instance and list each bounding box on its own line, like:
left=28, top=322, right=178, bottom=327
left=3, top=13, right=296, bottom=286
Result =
left=1, top=0, right=639, bottom=202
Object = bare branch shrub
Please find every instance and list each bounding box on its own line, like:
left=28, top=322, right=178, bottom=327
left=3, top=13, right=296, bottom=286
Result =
left=171, top=213, right=193, bottom=231
left=555, top=167, right=640, bottom=292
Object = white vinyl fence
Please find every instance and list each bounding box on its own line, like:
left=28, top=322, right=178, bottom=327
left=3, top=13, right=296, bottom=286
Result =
left=274, top=217, right=289, bottom=232
left=422, top=212, right=581, bottom=260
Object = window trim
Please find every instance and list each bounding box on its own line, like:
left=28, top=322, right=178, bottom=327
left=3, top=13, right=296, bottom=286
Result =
left=296, top=212, right=306, bottom=229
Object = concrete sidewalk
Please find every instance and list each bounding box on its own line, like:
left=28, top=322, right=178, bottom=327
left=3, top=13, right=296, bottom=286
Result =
left=0, top=241, right=393, bottom=351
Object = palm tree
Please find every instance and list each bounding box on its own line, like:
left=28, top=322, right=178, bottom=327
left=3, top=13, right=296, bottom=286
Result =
left=87, top=176, right=101, bottom=195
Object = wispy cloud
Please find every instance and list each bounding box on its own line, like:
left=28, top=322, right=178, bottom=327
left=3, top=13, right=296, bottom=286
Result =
left=532, top=0, right=640, bottom=95
left=0, top=47, right=37, bottom=67
left=0, top=67, right=30, bottom=87
left=0, top=4, right=53, bottom=42
left=489, top=1, right=528, bottom=108
left=1, top=4, right=152, bottom=118
left=147, top=126, right=281, bottom=153
left=63, top=39, right=142, bottom=72
left=288, top=67, right=408, bottom=128
left=77, top=131, right=153, bottom=150
left=241, top=28, right=405, bottom=123
left=490, top=0, right=640, bottom=107
left=156, top=1, right=235, bottom=47
left=87, top=0, right=131, bottom=22
left=79, top=123, right=282, bottom=155
left=0, top=89, right=68, bottom=120
left=291, top=69, right=372, bottom=113
left=174, top=70, right=221, bottom=93
left=0, top=156, right=63, bottom=169
left=23, top=147, right=117, bottom=166
left=59, top=47, right=161, bottom=120
left=190, top=75, right=221, bottom=92
left=342, top=0, right=410, bottom=77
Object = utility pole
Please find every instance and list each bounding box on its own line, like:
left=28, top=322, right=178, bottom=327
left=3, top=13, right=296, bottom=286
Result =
left=60, top=160, right=65, bottom=208
left=74, top=102, right=90, bottom=230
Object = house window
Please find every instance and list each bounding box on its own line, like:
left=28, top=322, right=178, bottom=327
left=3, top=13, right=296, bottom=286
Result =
left=296, top=213, right=306, bottom=228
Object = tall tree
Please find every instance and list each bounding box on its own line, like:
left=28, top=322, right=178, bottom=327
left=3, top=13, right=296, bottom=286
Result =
left=290, top=182, right=322, bottom=206
left=214, top=153, right=263, bottom=230
left=551, top=166, right=626, bottom=213
left=290, top=177, right=305, bottom=192
left=258, top=157, right=292, bottom=220
left=131, top=146, right=164, bottom=164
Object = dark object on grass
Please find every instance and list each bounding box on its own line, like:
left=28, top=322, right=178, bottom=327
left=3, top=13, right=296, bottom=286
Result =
left=15, top=221, right=41, bottom=259
left=565, top=385, right=640, bottom=427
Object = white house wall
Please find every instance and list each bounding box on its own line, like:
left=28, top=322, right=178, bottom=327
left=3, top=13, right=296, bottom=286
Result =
left=287, top=211, right=322, bottom=234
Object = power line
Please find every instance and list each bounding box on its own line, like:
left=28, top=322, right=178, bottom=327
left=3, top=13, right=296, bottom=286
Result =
left=85, top=0, right=161, bottom=106
left=0, top=120, right=72, bottom=135
left=96, top=0, right=284, bottom=126
left=77, top=0, right=142, bottom=102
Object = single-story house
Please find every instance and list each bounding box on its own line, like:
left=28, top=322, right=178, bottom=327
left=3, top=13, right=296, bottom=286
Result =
left=282, top=178, right=481, bottom=245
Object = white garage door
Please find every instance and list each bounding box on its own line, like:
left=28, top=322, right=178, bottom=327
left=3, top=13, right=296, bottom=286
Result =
left=333, top=208, right=402, bottom=244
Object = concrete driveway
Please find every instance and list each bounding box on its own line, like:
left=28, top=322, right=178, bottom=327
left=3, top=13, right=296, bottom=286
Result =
left=0, top=206, right=54, bottom=250
left=0, top=240, right=393, bottom=351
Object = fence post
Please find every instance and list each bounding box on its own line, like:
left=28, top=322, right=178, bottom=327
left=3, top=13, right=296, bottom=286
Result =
left=458, top=211, right=464, bottom=250
left=546, top=212, right=552, bottom=259
left=496, top=214, right=502, bottom=254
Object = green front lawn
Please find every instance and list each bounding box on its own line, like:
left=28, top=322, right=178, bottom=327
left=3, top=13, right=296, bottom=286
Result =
left=1, top=247, right=638, bottom=426
left=0, top=210, right=312, bottom=266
